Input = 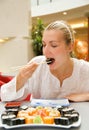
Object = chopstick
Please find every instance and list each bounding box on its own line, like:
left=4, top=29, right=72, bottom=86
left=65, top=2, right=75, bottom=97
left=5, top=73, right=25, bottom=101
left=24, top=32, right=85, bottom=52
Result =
left=11, top=60, right=49, bottom=71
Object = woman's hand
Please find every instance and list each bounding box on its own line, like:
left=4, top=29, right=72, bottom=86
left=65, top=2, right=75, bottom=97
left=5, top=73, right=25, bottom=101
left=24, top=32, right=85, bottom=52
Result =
left=16, top=62, right=39, bottom=91
left=65, top=93, right=89, bottom=102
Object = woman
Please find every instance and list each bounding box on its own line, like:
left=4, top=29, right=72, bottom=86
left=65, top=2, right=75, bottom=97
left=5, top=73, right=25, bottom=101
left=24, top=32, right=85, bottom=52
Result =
left=1, top=20, right=89, bottom=102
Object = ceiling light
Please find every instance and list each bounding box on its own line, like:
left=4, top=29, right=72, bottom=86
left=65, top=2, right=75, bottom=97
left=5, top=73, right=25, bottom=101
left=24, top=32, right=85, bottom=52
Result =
left=63, top=12, right=67, bottom=15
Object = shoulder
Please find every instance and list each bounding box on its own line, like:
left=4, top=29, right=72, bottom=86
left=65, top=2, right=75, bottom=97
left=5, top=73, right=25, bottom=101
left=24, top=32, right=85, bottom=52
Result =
left=73, top=58, right=89, bottom=78
left=73, top=58, right=89, bottom=68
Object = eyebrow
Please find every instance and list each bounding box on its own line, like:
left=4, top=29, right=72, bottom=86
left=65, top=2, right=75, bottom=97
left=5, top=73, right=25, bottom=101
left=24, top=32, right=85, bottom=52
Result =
left=42, top=40, right=60, bottom=43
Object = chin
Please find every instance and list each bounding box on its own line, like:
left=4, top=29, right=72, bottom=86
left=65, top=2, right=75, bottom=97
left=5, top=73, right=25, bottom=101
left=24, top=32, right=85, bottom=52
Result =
left=49, top=65, right=56, bottom=71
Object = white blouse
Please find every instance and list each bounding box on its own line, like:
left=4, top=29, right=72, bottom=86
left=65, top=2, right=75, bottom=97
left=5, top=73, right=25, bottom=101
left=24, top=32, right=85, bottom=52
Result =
left=1, top=56, right=89, bottom=101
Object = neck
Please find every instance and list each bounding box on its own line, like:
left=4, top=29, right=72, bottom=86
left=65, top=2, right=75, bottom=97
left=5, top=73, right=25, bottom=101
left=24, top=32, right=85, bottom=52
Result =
left=51, top=58, right=74, bottom=85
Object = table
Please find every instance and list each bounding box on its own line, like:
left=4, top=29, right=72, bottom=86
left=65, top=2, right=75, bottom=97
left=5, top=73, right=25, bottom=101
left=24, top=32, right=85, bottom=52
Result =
left=0, top=101, right=89, bottom=130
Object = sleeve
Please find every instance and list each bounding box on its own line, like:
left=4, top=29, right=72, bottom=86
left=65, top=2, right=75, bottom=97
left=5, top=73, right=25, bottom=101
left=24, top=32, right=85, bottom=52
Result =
left=1, top=77, right=27, bottom=101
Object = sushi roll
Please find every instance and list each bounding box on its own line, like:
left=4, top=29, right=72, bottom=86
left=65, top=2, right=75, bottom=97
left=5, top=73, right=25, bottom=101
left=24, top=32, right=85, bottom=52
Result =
left=62, top=113, right=73, bottom=124
left=43, top=116, right=54, bottom=124
left=18, top=117, right=25, bottom=124
left=54, top=117, right=72, bottom=125
left=1, top=114, right=9, bottom=124
left=33, top=116, right=43, bottom=124
left=8, top=118, right=18, bottom=126
left=61, top=107, right=74, bottom=115
left=46, top=58, right=54, bottom=64
left=25, top=116, right=35, bottom=124
left=62, top=110, right=79, bottom=123
left=19, top=105, right=28, bottom=110
left=71, top=113, right=79, bottom=122
left=72, top=110, right=79, bottom=116
left=56, top=106, right=64, bottom=112
left=1, top=113, right=16, bottom=125
left=5, top=108, right=18, bottom=116
left=9, top=117, right=25, bottom=126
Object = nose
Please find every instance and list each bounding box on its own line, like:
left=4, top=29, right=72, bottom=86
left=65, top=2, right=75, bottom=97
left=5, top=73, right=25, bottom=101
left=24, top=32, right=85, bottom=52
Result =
left=43, top=45, right=51, bottom=56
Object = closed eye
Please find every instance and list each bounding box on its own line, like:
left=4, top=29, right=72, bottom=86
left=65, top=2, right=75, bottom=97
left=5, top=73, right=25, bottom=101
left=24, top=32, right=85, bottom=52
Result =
left=50, top=41, right=59, bottom=48
left=51, top=44, right=58, bottom=48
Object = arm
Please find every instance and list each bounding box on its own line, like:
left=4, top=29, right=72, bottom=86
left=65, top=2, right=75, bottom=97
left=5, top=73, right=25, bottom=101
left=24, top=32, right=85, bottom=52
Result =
left=1, top=62, right=39, bottom=101
left=1, top=56, right=45, bottom=101
left=65, top=92, right=89, bottom=102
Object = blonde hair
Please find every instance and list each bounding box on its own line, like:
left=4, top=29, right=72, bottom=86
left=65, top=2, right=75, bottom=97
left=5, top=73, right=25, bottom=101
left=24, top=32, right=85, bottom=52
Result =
left=45, top=20, right=75, bottom=45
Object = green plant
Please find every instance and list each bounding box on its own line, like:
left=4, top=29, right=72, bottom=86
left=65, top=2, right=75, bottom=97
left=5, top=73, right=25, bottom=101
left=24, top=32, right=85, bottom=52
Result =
left=31, top=18, right=45, bottom=56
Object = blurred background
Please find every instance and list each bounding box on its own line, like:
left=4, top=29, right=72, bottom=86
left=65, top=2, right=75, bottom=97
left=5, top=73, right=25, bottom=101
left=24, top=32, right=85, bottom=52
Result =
left=0, top=0, right=89, bottom=75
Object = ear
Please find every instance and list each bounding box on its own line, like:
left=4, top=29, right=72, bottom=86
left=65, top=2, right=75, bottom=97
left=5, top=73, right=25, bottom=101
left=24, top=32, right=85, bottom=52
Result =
left=68, top=43, right=74, bottom=53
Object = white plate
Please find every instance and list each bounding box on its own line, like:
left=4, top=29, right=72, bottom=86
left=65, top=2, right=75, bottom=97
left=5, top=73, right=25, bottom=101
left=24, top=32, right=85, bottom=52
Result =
left=0, top=99, right=80, bottom=129
left=0, top=116, right=81, bottom=129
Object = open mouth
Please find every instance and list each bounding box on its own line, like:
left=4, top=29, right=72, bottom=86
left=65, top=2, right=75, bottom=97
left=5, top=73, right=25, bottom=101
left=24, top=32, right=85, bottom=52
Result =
left=46, top=58, right=55, bottom=65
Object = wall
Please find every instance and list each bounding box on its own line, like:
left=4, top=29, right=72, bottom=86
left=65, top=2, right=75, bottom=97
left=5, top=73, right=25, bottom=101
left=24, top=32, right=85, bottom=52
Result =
left=0, top=0, right=34, bottom=75
left=31, top=0, right=89, bottom=17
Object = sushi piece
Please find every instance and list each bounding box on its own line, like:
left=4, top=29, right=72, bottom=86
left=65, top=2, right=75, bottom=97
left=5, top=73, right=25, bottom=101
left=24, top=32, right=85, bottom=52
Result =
left=5, top=108, right=18, bottom=116
left=25, top=116, right=35, bottom=124
left=8, top=118, right=18, bottom=126
left=56, top=106, right=64, bottom=112
left=46, top=58, right=55, bottom=64
left=71, top=113, right=79, bottom=122
left=61, top=107, right=74, bottom=115
left=43, top=116, right=54, bottom=124
left=1, top=114, right=9, bottom=124
left=9, top=117, right=25, bottom=126
left=72, top=110, right=79, bottom=116
left=33, top=116, right=43, bottom=124
left=62, top=113, right=73, bottom=124
left=1, top=113, right=16, bottom=125
left=19, top=105, right=28, bottom=110
left=5, top=102, right=21, bottom=109
left=18, top=117, right=25, bottom=124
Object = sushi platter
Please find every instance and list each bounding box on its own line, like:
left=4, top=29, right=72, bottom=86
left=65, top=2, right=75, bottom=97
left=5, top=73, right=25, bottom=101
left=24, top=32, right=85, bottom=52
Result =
left=0, top=100, right=81, bottom=129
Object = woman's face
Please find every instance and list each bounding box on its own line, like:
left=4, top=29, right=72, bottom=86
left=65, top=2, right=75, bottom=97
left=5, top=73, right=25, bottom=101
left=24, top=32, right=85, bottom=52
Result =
left=42, top=30, right=73, bottom=70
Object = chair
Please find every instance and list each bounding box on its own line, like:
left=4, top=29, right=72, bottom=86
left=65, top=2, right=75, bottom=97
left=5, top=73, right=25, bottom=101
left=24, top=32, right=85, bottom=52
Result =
left=0, top=72, right=31, bottom=101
